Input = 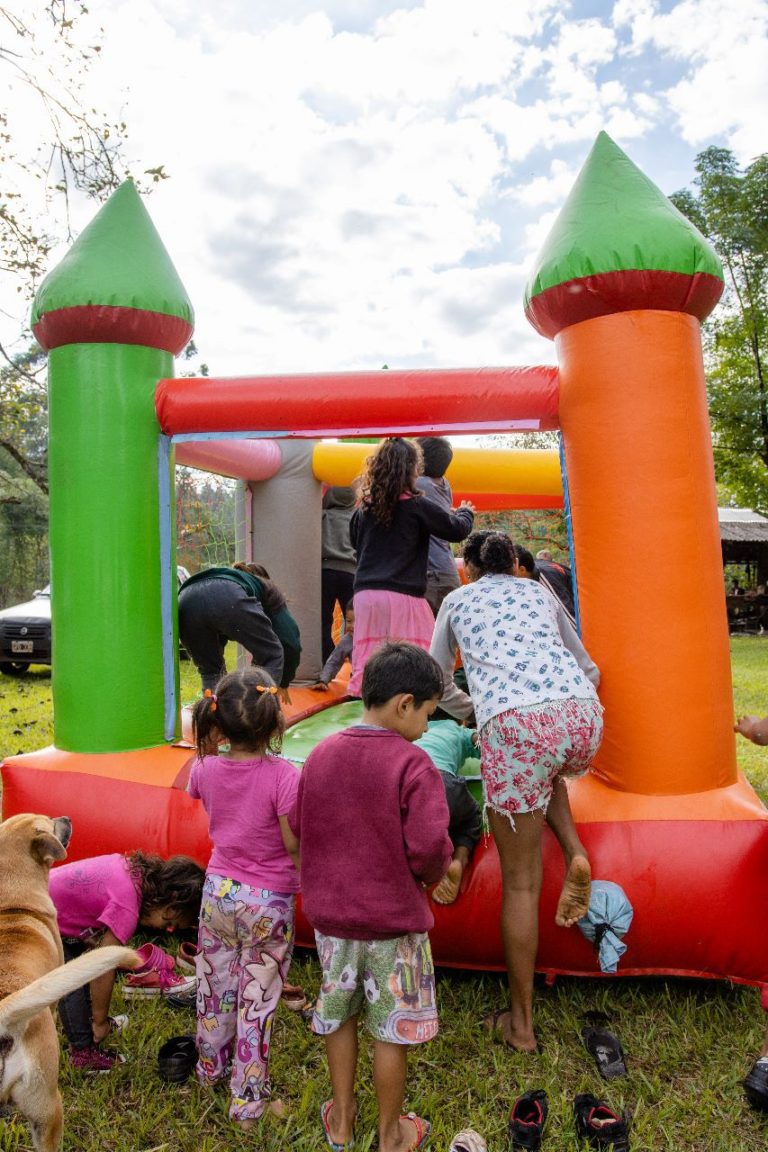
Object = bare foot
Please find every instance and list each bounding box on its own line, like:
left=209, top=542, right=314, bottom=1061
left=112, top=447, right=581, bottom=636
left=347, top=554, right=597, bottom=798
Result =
left=555, top=854, right=591, bottom=927
left=483, top=1009, right=538, bottom=1054
left=433, top=858, right=464, bottom=905
left=233, top=1100, right=287, bottom=1130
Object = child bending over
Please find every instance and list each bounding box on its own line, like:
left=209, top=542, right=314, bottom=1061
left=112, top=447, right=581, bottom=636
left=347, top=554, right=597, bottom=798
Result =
left=414, top=719, right=482, bottom=905
left=290, top=642, right=452, bottom=1152
left=49, top=851, right=204, bottom=1072
left=189, top=666, right=301, bottom=1130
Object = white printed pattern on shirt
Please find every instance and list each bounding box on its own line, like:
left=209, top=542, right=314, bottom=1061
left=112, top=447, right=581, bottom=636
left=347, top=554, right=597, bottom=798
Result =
left=448, top=575, right=596, bottom=727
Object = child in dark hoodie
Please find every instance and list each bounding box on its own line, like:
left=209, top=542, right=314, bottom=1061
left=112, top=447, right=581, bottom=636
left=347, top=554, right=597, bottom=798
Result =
left=321, top=485, right=357, bottom=664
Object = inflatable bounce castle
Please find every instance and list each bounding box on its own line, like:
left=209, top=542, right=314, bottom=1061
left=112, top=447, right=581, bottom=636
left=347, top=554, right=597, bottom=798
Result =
left=3, top=132, right=766, bottom=988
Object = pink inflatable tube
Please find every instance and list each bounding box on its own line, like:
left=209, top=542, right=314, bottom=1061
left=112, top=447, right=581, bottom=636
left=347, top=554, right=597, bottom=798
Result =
left=175, top=439, right=282, bottom=481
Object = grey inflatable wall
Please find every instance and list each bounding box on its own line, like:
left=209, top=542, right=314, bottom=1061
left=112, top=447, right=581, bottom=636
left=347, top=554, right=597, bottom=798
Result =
left=241, top=440, right=323, bottom=682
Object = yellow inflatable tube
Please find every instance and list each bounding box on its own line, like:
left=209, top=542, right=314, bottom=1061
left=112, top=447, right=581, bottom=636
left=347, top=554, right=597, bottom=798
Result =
left=312, top=442, right=562, bottom=506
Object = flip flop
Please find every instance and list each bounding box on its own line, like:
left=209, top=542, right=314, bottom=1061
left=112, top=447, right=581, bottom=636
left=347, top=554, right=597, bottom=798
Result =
left=401, top=1112, right=431, bottom=1150
left=581, top=1026, right=628, bottom=1080
left=320, top=1100, right=355, bottom=1151
left=448, top=1129, right=487, bottom=1152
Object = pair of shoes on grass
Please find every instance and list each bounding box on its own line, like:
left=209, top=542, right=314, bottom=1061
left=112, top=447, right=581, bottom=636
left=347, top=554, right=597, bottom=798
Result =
left=508, top=1090, right=629, bottom=1150
left=122, top=941, right=196, bottom=999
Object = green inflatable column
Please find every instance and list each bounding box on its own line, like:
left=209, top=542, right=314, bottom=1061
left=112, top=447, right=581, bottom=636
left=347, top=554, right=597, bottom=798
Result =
left=32, top=182, right=194, bottom=753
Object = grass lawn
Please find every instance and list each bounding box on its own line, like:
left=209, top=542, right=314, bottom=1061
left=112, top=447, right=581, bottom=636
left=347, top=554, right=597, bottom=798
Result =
left=0, top=639, right=766, bottom=1150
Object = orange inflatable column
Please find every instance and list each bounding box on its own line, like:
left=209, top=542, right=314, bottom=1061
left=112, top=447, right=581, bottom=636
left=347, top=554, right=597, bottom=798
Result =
left=557, top=311, right=734, bottom=792
left=525, top=133, right=735, bottom=795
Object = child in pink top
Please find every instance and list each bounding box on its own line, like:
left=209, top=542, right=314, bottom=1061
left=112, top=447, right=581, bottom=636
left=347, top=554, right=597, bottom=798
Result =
left=188, top=666, right=300, bottom=1131
left=49, top=851, right=205, bottom=1071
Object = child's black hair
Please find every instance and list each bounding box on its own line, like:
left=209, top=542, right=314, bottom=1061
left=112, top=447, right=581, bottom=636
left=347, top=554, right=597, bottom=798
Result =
left=513, top=543, right=537, bottom=576
left=361, top=642, right=444, bottom=708
left=128, top=851, right=204, bottom=926
left=463, top=530, right=516, bottom=575
left=417, top=436, right=454, bottom=478
left=192, top=666, right=285, bottom=760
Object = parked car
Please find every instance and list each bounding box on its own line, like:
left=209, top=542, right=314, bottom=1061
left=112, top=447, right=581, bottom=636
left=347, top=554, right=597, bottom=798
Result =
left=0, top=568, right=192, bottom=676
left=0, top=586, right=51, bottom=675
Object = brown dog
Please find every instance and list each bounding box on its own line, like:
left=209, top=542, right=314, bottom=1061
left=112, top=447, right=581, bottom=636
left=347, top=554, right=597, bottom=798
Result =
left=0, top=814, right=139, bottom=1152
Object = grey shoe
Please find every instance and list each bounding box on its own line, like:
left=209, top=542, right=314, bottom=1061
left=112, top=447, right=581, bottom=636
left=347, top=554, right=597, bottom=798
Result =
left=166, top=983, right=197, bottom=1010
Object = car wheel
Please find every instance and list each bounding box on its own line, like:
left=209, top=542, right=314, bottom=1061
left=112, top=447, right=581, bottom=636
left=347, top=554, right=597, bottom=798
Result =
left=0, top=660, right=31, bottom=676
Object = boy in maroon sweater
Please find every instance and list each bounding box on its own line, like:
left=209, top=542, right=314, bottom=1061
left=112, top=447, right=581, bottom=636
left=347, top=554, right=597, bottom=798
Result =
left=290, top=643, right=452, bottom=1152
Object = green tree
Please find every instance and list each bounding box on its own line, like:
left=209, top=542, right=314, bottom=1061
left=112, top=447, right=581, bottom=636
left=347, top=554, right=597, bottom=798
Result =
left=1, top=0, right=166, bottom=298
left=0, top=2, right=168, bottom=596
left=671, top=148, right=768, bottom=512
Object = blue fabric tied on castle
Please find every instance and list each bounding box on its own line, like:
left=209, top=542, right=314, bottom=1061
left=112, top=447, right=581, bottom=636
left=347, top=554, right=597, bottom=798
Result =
left=577, top=880, right=634, bottom=973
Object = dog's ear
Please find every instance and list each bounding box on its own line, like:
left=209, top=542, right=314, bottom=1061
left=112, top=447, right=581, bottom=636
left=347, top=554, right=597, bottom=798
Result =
left=53, top=816, right=72, bottom=849
left=31, top=832, right=68, bottom=867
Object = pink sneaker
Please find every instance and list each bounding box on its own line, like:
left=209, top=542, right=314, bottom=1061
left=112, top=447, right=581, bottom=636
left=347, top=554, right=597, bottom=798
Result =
left=131, top=941, right=176, bottom=976
left=69, top=1044, right=126, bottom=1073
left=122, top=969, right=196, bottom=999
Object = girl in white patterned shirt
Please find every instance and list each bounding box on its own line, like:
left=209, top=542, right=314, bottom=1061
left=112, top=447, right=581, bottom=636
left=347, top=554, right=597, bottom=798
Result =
left=430, top=530, right=602, bottom=1054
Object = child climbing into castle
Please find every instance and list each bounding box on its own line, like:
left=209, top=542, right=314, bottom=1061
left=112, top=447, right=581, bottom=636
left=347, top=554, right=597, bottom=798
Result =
left=49, top=850, right=205, bottom=1071
left=290, top=642, right=453, bottom=1152
left=312, top=604, right=355, bottom=690
left=348, top=436, right=474, bottom=695
left=414, top=718, right=483, bottom=905
left=188, top=666, right=301, bottom=1130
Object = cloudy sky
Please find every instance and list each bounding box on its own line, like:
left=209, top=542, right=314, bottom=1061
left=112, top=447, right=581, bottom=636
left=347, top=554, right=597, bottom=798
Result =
left=5, top=0, right=767, bottom=378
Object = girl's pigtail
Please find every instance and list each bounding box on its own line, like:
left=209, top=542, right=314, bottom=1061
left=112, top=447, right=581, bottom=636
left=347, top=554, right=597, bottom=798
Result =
left=192, top=691, right=220, bottom=760
left=250, top=685, right=285, bottom=753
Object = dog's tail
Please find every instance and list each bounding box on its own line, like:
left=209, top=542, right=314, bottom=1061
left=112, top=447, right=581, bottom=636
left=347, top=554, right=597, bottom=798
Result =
left=0, top=946, right=140, bottom=1036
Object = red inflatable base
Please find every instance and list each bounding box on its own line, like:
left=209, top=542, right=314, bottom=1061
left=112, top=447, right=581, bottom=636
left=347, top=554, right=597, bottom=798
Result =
left=2, top=742, right=766, bottom=988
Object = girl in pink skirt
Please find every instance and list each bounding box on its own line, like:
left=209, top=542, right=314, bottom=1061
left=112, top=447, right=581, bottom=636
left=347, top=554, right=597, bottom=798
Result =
left=348, top=437, right=474, bottom=695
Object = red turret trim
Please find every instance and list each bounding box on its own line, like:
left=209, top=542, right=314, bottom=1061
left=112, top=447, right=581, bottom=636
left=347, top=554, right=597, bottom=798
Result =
left=525, top=268, right=724, bottom=339
left=33, top=304, right=193, bottom=355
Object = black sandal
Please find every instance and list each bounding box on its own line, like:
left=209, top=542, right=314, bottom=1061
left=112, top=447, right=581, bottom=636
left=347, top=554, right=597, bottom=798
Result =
left=581, top=1026, right=627, bottom=1080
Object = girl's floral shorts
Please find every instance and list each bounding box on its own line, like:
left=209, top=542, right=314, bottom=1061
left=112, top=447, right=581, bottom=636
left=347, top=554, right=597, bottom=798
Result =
left=479, top=697, right=603, bottom=818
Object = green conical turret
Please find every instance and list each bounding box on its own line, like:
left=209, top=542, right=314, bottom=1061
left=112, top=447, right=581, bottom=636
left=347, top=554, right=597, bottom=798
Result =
left=33, top=182, right=193, bottom=753
left=33, top=180, right=193, bottom=353
left=524, top=132, right=724, bottom=339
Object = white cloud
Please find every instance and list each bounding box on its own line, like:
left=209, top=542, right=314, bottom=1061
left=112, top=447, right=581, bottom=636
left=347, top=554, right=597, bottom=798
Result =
left=2, top=0, right=765, bottom=384
left=611, top=0, right=768, bottom=161
left=512, top=159, right=580, bottom=207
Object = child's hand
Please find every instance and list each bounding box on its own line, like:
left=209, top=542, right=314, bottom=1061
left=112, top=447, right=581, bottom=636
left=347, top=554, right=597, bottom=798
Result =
left=279, top=687, right=292, bottom=705
left=458, top=499, right=476, bottom=513
left=735, top=715, right=768, bottom=744
left=311, top=681, right=329, bottom=692
left=735, top=715, right=758, bottom=738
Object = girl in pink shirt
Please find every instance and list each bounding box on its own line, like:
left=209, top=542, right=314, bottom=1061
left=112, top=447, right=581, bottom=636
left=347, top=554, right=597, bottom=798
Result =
left=188, top=666, right=300, bottom=1131
left=50, top=851, right=205, bottom=1072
